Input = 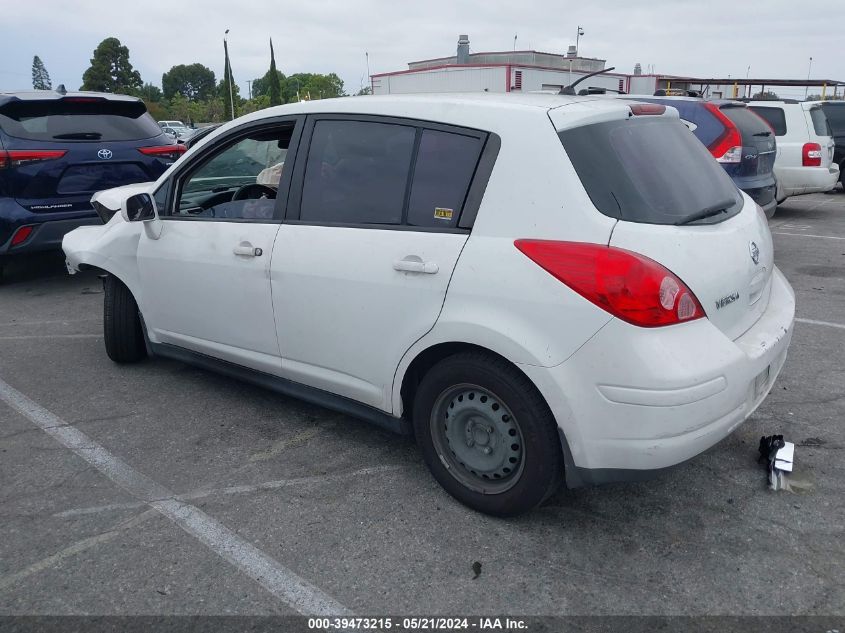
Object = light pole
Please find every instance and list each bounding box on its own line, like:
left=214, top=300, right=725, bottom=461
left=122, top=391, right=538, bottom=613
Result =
left=224, top=29, right=235, bottom=121
left=575, top=26, right=584, bottom=56
left=805, top=56, right=813, bottom=98
left=746, top=65, right=751, bottom=98
left=365, top=52, right=371, bottom=94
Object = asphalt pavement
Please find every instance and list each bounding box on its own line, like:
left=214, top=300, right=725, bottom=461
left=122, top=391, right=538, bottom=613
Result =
left=1, top=191, right=843, bottom=616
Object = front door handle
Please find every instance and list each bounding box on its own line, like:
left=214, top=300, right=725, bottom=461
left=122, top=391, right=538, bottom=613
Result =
left=233, top=243, right=263, bottom=257
left=393, top=256, right=438, bottom=274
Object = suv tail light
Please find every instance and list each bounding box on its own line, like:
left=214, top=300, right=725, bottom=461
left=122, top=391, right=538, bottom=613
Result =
left=0, top=149, right=67, bottom=169
left=514, top=240, right=705, bottom=327
left=802, top=142, right=822, bottom=167
left=138, top=145, right=187, bottom=160
left=704, top=103, right=742, bottom=164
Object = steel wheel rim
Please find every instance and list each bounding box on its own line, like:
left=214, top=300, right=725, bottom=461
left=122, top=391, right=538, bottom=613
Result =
left=430, top=383, right=525, bottom=494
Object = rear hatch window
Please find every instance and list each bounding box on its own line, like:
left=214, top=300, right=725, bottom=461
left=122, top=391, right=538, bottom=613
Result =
left=559, top=116, right=742, bottom=225
left=0, top=98, right=162, bottom=142
left=719, top=104, right=776, bottom=178
left=748, top=106, right=786, bottom=136
left=822, top=104, right=845, bottom=135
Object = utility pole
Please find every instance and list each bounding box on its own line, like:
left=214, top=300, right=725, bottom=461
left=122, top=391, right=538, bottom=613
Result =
left=805, top=57, right=813, bottom=98
left=575, top=26, right=584, bottom=56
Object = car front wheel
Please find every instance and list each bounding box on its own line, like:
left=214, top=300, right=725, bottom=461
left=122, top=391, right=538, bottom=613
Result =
left=412, top=352, right=564, bottom=516
left=103, top=274, right=146, bottom=363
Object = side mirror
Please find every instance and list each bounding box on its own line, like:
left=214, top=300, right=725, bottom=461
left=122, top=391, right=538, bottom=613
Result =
left=121, top=193, right=156, bottom=222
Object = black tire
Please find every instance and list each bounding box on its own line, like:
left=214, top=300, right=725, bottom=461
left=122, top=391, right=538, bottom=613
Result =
left=103, top=274, right=146, bottom=363
left=412, top=351, right=563, bottom=516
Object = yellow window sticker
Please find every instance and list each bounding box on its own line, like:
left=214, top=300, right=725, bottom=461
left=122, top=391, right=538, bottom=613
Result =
left=434, top=207, right=453, bottom=220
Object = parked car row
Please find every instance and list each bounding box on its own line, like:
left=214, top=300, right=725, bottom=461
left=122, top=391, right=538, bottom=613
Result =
left=614, top=95, right=840, bottom=217
left=62, top=93, right=795, bottom=516
left=0, top=90, right=185, bottom=279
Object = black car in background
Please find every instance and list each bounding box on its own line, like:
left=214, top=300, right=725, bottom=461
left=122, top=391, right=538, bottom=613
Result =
left=624, top=96, right=778, bottom=217
left=0, top=90, right=185, bottom=279
left=819, top=101, right=845, bottom=188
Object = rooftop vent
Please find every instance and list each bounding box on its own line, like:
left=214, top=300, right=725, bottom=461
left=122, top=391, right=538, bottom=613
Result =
left=457, top=34, right=470, bottom=64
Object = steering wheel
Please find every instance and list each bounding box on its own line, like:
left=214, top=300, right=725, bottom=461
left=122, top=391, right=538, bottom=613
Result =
left=231, top=183, right=277, bottom=201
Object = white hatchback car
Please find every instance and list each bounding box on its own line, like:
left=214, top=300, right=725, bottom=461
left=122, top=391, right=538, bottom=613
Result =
left=748, top=100, right=839, bottom=202
left=63, top=94, right=795, bottom=516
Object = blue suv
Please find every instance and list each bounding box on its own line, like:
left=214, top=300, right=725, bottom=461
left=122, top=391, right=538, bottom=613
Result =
left=0, top=91, right=184, bottom=278
left=625, top=96, right=778, bottom=217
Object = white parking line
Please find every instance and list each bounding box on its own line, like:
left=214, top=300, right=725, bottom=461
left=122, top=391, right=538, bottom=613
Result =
left=772, top=231, right=845, bottom=241
left=796, top=317, right=845, bottom=331
left=0, top=377, right=351, bottom=616
left=55, top=464, right=404, bottom=518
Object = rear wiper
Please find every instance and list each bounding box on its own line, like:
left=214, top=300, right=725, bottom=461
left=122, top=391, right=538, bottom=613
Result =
left=676, top=200, right=735, bottom=225
left=52, top=132, right=102, bottom=140
left=753, top=131, right=772, bottom=137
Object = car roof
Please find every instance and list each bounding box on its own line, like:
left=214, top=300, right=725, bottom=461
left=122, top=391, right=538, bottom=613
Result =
left=225, top=93, right=630, bottom=135
left=0, top=90, right=143, bottom=108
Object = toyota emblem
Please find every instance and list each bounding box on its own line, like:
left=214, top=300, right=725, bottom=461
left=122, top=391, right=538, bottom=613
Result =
left=97, top=149, right=113, bottom=160
left=749, top=241, right=760, bottom=265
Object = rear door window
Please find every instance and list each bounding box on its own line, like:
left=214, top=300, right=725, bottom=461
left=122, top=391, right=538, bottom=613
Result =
left=809, top=107, right=832, bottom=136
left=300, top=120, right=415, bottom=225
left=0, top=99, right=162, bottom=142
left=749, top=106, right=787, bottom=136
left=560, top=116, right=742, bottom=225
left=406, top=129, right=483, bottom=228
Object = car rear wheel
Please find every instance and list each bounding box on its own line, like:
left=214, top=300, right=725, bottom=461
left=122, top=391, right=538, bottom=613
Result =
left=412, top=352, right=563, bottom=516
left=103, top=274, right=146, bottom=363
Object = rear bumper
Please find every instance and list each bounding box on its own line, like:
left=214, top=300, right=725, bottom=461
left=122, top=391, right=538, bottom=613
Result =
left=0, top=197, right=100, bottom=256
left=776, top=164, right=840, bottom=198
left=520, top=267, right=795, bottom=485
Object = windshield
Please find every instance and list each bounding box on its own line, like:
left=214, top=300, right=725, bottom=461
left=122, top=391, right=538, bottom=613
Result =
left=559, top=116, right=743, bottom=225
left=0, top=99, right=162, bottom=142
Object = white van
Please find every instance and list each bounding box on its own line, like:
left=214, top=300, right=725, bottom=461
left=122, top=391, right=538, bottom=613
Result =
left=748, top=101, right=839, bottom=202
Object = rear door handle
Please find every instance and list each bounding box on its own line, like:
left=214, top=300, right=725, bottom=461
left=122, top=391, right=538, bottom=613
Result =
left=233, top=243, right=263, bottom=257
left=393, top=256, right=438, bottom=274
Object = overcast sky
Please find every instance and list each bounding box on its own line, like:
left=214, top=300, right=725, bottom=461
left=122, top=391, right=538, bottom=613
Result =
left=3, top=0, right=843, bottom=100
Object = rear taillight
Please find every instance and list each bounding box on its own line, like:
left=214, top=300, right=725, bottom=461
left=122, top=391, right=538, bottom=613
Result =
left=514, top=240, right=705, bottom=327
left=704, top=103, right=742, bottom=164
left=802, top=142, right=822, bottom=167
left=10, top=225, right=34, bottom=247
left=0, top=150, right=67, bottom=169
left=138, top=145, right=187, bottom=160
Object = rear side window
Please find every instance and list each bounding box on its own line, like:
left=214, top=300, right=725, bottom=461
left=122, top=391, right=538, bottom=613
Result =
left=749, top=106, right=787, bottom=136
left=809, top=107, right=832, bottom=136
left=560, top=117, right=742, bottom=225
left=822, top=105, right=845, bottom=135
left=406, top=129, right=483, bottom=228
left=720, top=105, right=774, bottom=140
left=300, top=120, right=415, bottom=225
left=0, top=99, right=162, bottom=142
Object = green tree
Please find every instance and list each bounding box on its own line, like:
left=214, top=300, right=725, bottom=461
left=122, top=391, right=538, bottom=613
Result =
left=162, top=63, right=216, bottom=101
left=268, top=39, right=282, bottom=106
left=251, top=69, right=285, bottom=99
left=217, top=77, right=241, bottom=118
left=751, top=91, right=780, bottom=100
left=136, top=82, right=163, bottom=102
left=221, top=38, right=237, bottom=119
left=31, top=55, right=52, bottom=90
left=356, top=86, right=372, bottom=96
left=81, top=37, right=142, bottom=93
